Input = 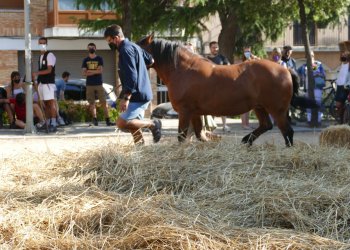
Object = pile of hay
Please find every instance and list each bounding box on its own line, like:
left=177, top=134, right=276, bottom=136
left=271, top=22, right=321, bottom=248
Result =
left=1, top=139, right=350, bottom=249
left=319, top=125, right=350, bottom=148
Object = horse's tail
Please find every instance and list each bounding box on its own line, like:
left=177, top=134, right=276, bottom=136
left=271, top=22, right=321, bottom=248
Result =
left=289, top=68, right=319, bottom=109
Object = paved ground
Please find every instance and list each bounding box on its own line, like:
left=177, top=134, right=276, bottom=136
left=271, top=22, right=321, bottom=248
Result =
left=0, top=117, right=334, bottom=156
left=0, top=117, right=331, bottom=139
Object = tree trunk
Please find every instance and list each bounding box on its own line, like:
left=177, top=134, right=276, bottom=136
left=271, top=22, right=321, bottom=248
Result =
left=217, top=12, right=238, bottom=64
left=121, top=0, right=132, bottom=38
left=298, top=0, right=318, bottom=126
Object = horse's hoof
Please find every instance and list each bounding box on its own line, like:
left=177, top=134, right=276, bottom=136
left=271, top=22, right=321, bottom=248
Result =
left=204, top=131, right=221, bottom=141
left=178, top=135, right=186, bottom=142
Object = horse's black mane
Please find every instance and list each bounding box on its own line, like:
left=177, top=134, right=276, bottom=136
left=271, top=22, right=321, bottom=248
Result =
left=150, top=39, right=183, bottom=67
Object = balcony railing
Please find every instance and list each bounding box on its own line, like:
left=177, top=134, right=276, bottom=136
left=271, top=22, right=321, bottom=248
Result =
left=47, top=10, right=117, bottom=27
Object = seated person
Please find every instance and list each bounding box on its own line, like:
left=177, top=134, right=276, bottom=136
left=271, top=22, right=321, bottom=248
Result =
left=9, top=93, right=46, bottom=130
left=6, top=71, right=25, bottom=99
left=0, top=87, right=15, bottom=128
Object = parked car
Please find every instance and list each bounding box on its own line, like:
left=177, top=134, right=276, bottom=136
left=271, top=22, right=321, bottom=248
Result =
left=58, top=78, right=117, bottom=107
left=151, top=102, right=178, bottom=119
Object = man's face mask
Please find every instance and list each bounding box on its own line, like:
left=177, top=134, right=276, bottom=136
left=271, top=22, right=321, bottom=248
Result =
left=109, top=42, right=117, bottom=51
left=244, top=51, right=251, bottom=59
left=39, top=44, right=47, bottom=51
left=89, top=48, right=96, bottom=54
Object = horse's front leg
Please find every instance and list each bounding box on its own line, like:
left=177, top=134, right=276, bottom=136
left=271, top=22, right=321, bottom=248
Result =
left=178, top=112, right=191, bottom=142
left=191, top=115, right=208, bottom=141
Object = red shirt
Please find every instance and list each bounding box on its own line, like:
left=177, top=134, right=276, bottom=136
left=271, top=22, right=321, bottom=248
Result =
left=9, top=99, right=26, bottom=121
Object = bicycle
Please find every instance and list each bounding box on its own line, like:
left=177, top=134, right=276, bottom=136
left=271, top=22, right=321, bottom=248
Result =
left=321, top=79, right=337, bottom=121
left=290, top=78, right=337, bottom=122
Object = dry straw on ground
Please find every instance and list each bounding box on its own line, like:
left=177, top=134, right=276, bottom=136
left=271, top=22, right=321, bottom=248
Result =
left=319, top=125, right=350, bottom=148
left=1, top=138, right=350, bottom=249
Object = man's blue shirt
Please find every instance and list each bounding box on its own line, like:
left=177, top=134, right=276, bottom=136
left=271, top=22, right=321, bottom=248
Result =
left=118, top=38, right=153, bottom=102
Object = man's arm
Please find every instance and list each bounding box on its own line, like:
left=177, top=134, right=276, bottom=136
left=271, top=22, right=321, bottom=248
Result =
left=85, top=65, right=103, bottom=76
left=118, top=48, right=138, bottom=99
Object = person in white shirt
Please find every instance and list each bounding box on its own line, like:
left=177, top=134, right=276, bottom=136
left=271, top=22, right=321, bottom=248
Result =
left=32, top=37, right=58, bottom=133
left=336, top=51, right=350, bottom=124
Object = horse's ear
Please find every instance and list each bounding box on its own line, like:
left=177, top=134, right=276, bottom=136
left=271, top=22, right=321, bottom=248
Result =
left=146, top=33, right=154, bottom=44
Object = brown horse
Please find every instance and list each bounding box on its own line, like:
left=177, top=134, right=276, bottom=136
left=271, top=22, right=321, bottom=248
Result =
left=139, top=35, right=301, bottom=146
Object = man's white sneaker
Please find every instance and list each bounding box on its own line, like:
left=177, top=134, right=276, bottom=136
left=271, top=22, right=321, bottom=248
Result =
left=57, top=116, right=66, bottom=126
left=223, top=125, right=231, bottom=132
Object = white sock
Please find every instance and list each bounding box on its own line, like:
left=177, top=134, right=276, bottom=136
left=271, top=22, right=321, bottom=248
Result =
left=51, top=118, right=57, bottom=127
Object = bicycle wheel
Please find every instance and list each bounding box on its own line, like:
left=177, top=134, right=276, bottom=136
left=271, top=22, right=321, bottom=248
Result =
left=328, top=100, right=337, bottom=121
left=290, top=106, right=307, bottom=122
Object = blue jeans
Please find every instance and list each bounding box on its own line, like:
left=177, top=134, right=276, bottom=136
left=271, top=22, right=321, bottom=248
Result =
left=120, top=101, right=150, bottom=120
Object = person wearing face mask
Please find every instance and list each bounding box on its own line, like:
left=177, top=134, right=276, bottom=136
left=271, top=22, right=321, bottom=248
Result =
left=281, top=45, right=297, bottom=73
left=6, top=71, right=25, bottom=100
left=104, top=24, right=161, bottom=145
left=335, top=51, right=350, bottom=124
left=5, top=71, right=25, bottom=120
left=82, top=43, right=114, bottom=126
left=32, top=37, right=58, bottom=133
left=271, top=47, right=287, bottom=68
left=207, top=41, right=231, bottom=132
left=297, top=51, right=326, bottom=126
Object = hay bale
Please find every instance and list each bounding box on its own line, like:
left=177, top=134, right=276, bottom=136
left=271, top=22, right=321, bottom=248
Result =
left=319, top=125, right=350, bottom=148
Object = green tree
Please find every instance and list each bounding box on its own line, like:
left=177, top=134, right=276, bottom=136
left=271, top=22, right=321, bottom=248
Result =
left=75, top=0, right=291, bottom=61
left=292, top=0, right=350, bottom=126
left=75, top=0, right=185, bottom=39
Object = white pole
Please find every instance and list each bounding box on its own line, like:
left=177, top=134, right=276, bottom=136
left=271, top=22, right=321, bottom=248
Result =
left=24, top=0, right=35, bottom=133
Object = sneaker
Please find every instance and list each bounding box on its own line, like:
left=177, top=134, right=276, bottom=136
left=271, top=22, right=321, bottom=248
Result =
left=223, top=125, right=231, bottom=132
left=150, top=119, right=162, bottom=143
left=36, top=124, right=48, bottom=133
left=105, top=118, right=115, bottom=126
left=57, top=116, right=66, bottom=126
left=48, top=125, right=57, bottom=133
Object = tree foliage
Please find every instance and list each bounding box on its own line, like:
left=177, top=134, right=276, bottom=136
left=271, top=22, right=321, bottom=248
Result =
left=76, top=0, right=188, bottom=39
left=290, top=0, right=350, bottom=125
left=75, top=0, right=350, bottom=61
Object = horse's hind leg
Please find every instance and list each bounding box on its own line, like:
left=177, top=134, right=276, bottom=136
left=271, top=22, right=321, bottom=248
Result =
left=242, top=107, right=273, bottom=145
left=274, top=113, right=294, bottom=146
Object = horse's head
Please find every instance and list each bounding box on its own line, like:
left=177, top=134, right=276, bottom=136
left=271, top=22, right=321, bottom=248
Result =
left=137, top=34, right=154, bottom=54
left=138, top=35, right=182, bottom=71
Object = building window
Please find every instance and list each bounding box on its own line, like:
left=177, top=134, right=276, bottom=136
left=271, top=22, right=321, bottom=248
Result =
left=293, top=22, right=315, bottom=46
left=0, top=0, right=24, bottom=9
left=58, top=0, right=111, bottom=11
left=59, top=0, right=86, bottom=10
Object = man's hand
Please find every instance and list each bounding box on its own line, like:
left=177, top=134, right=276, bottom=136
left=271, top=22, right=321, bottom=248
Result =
left=119, top=99, right=129, bottom=112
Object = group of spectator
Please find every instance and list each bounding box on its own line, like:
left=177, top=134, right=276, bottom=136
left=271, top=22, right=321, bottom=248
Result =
left=0, top=37, right=115, bottom=131
left=0, top=25, right=162, bottom=145
left=270, top=45, right=350, bottom=126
